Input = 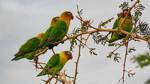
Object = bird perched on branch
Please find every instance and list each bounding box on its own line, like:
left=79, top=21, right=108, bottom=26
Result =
left=108, top=9, right=133, bottom=43
left=12, top=33, right=45, bottom=61
left=39, top=11, right=74, bottom=49
left=37, top=51, right=72, bottom=77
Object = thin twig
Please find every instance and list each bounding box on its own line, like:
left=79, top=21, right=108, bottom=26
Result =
left=29, top=61, right=45, bottom=69
left=111, top=44, right=124, bottom=54
left=52, top=48, right=55, bottom=55
left=84, top=34, right=91, bottom=44
left=55, top=76, right=58, bottom=84
left=122, top=40, right=129, bottom=84
left=44, top=77, right=53, bottom=84
left=35, top=47, right=49, bottom=57
left=73, top=36, right=82, bottom=84
left=36, top=27, right=149, bottom=58
left=56, top=28, right=147, bottom=46
left=76, top=38, right=90, bottom=49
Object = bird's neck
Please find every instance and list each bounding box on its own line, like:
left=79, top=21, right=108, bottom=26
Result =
left=60, top=17, right=71, bottom=27
left=36, top=34, right=44, bottom=40
left=60, top=52, right=69, bottom=64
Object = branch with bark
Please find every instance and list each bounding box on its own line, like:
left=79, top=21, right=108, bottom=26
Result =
left=29, top=0, right=150, bottom=84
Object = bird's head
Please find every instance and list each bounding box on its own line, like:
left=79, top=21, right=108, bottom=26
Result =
left=36, top=33, right=44, bottom=39
left=63, top=51, right=72, bottom=60
left=60, top=11, right=74, bottom=21
left=122, top=9, right=131, bottom=17
left=51, top=16, right=60, bottom=26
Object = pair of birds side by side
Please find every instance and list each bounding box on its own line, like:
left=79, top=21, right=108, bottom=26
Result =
left=12, top=11, right=73, bottom=77
left=12, top=11, right=74, bottom=61
left=108, top=8, right=133, bottom=43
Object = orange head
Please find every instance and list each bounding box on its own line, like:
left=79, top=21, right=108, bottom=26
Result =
left=122, top=9, right=131, bottom=17
left=63, top=51, right=72, bottom=60
left=60, top=11, right=74, bottom=21
left=36, top=33, right=44, bottom=39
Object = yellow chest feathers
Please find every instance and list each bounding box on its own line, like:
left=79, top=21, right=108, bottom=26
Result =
left=119, top=17, right=132, bottom=25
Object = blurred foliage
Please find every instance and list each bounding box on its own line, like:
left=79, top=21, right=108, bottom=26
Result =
left=119, top=2, right=129, bottom=10
left=92, top=32, right=108, bottom=45
left=133, top=4, right=145, bottom=23
left=107, top=52, right=121, bottom=62
left=98, top=18, right=114, bottom=28
left=145, top=78, right=150, bottom=84
left=138, top=21, right=150, bottom=35
left=69, top=28, right=80, bottom=51
left=132, top=4, right=145, bottom=33
left=138, top=21, right=150, bottom=48
left=132, top=52, right=150, bottom=68
left=92, top=18, right=114, bottom=45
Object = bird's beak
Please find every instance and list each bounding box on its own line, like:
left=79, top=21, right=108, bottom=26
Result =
left=71, top=15, right=74, bottom=20
left=123, top=10, right=129, bottom=16
left=70, top=54, right=73, bottom=60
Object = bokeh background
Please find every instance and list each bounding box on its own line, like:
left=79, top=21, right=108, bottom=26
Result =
left=0, top=0, right=150, bottom=84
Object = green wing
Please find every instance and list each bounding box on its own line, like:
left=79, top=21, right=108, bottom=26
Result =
left=12, top=38, right=40, bottom=61
left=47, top=20, right=68, bottom=42
left=46, top=54, right=60, bottom=68
left=12, top=52, right=35, bottom=61
left=37, top=54, right=60, bottom=76
left=121, top=18, right=133, bottom=32
left=17, top=38, right=40, bottom=55
left=40, top=20, right=68, bottom=49
left=39, top=26, right=54, bottom=47
left=108, top=17, right=121, bottom=43
left=12, top=48, right=45, bottom=61
left=113, top=16, right=120, bottom=29
left=108, top=15, right=133, bottom=43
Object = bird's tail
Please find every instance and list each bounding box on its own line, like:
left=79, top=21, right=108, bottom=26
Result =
left=36, top=69, right=47, bottom=77
left=108, top=39, right=115, bottom=43
left=12, top=52, right=35, bottom=61
left=12, top=52, right=24, bottom=61
left=108, top=33, right=121, bottom=43
left=11, top=56, right=23, bottom=61
left=14, top=51, right=24, bottom=56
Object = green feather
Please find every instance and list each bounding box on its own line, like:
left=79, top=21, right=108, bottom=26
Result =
left=37, top=54, right=60, bottom=76
left=108, top=14, right=133, bottom=43
left=39, top=18, right=68, bottom=49
left=37, top=51, right=71, bottom=77
left=12, top=37, right=41, bottom=61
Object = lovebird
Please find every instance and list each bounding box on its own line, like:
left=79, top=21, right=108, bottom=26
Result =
left=12, top=33, right=45, bottom=61
left=108, top=9, right=133, bottom=43
left=39, top=11, right=74, bottom=49
left=37, top=51, right=72, bottom=77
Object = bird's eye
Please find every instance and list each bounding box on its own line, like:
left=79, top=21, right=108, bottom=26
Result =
left=67, top=12, right=71, bottom=15
left=67, top=52, right=71, bottom=55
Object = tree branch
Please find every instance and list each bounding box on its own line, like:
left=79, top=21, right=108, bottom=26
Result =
left=73, top=35, right=82, bottom=84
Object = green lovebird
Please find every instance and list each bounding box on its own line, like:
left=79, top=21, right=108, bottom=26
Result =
left=108, top=9, right=133, bottom=43
left=39, top=11, right=74, bottom=49
left=37, top=51, right=72, bottom=77
left=12, top=33, right=45, bottom=61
